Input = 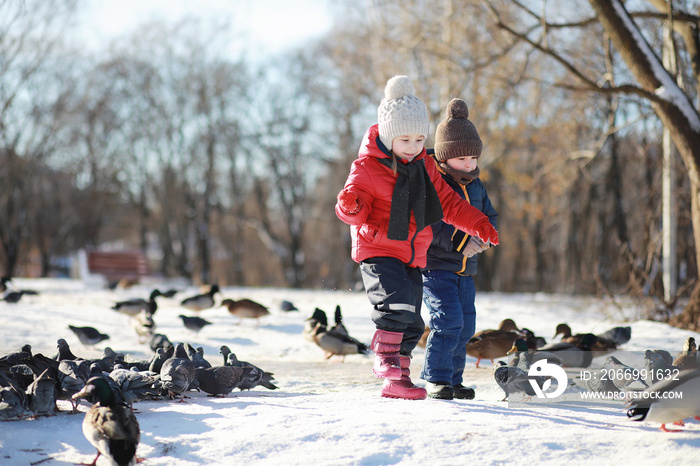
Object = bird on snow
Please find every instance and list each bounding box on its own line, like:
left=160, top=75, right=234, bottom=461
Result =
left=219, top=345, right=278, bottom=391
left=1, top=290, right=26, bottom=304
left=180, top=284, right=220, bottom=312
left=627, top=369, right=700, bottom=432
left=492, top=360, right=547, bottom=402
left=68, top=325, right=110, bottom=347
left=57, top=357, right=91, bottom=412
left=25, top=368, right=57, bottom=417
left=159, top=343, right=197, bottom=401
left=220, top=298, right=270, bottom=324
left=465, top=318, right=521, bottom=368
left=537, top=333, right=597, bottom=368
left=179, top=314, right=212, bottom=334
left=54, top=338, right=79, bottom=361
left=602, top=356, right=648, bottom=393
left=553, top=323, right=621, bottom=355
left=307, top=305, right=369, bottom=361
left=303, top=307, right=329, bottom=343
left=195, top=365, right=252, bottom=397
left=111, top=289, right=162, bottom=317
left=672, top=337, right=699, bottom=371
left=72, top=376, right=141, bottom=466
left=280, top=299, right=298, bottom=312
left=506, top=338, right=562, bottom=371
left=0, top=276, right=16, bottom=293
left=108, top=366, right=161, bottom=410
left=643, top=349, right=678, bottom=385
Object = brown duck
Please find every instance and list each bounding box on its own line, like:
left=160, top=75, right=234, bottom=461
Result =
left=554, top=323, right=619, bottom=355
left=221, top=298, right=270, bottom=324
left=465, top=319, right=520, bottom=368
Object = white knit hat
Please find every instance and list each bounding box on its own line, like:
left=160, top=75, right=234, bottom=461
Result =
left=377, top=76, right=429, bottom=150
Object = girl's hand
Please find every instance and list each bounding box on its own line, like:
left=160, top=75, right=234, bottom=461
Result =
left=472, top=218, right=499, bottom=246
left=337, top=189, right=362, bottom=215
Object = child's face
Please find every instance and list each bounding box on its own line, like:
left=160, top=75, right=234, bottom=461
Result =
left=446, top=155, right=478, bottom=173
left=391, top=134, right=425, bottom=162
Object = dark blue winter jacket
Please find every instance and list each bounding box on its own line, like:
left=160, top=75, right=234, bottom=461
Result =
left=423, top=153, right=498, bottom=276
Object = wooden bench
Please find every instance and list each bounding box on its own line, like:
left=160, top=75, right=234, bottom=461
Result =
left=85, top=250, right=149, bottom=282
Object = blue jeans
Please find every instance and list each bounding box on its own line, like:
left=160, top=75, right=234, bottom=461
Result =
left=420, top=270, right=476, bottom=385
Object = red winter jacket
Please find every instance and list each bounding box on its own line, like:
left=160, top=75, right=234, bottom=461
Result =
left=335, top=124, right=490, bottom=268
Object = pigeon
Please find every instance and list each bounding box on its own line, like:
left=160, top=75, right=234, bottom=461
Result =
left=627, top=369, right=700, bottom=432
left=180, top=284, right=220, bottom=312
left=69, top=325, right=110, bottom=347
left=572, top=366, right=619, bottom=394
left=54, top=338, right=78, bottom=361
left=0, top=344, right=33, bottom=366
left=493, top=360, right=545, bottom=401
left=219, top=345, right=277, bottom=391
left=57, top=358, right=91, bottom=412
left=280, top=299, right=298, bottom=312
left=179, top=315, right=212, bottom=333
left=159, top=343, right=197, bottom=401
left=108, top=367, right=161, bottom=409
left=148, top=333, right=173, bottom=353
left=220, top=298, right=270, bottom=324
left=596, top=326, right=632, bottom=346
left=602, top=356, right=648, bottom=392
left=644, top=349, right=678, bottom=384
left=25, top=368, right=57, bottom=417
left=1, top=290, right=26, bottom=304
left=0, top=384, right=27, bottom=420
left=195, top=365, right=252, bottom=397
left=72, top=377, right=141, bottom=466
left=112, top=289, right=162, bottom=317
left=191, top=347, right=212, bottom=369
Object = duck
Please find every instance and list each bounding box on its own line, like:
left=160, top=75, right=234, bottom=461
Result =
left=180, top=284, right=220, bottom=312
left=506, top=338, right=562, bottom=371
left=179, top=314, right=212, bottom=333
left=195, top=365, right=251, bottom=397
left=112, top=289, right=162, bottom=317
left=68, top=325, right=110, bottom=347
left=72, top=376, right=141, bottom=465
left=554, top=323, right=620, bottom=355
left=219, top=345, right=278, bottom=391
left=159, top=343, right=196, bottom=401
left=672, top=337, right=699, bottom=371
left=465, top=318, right=521, bottom=368
left=132, top=311, right=155, bottom=343
left=304, top=307, right=329, bottom=343
left=220, top=297, right=270, bottom=324
left=309, top=321, right=369, bottom=361
left=1, top=290, right=26, bottom=304
left=627, top=369, right=700, bottom=432
left=537, top=334, right=597, bottom=368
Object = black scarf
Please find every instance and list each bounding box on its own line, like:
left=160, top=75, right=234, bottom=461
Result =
left=377, top=156, right=444, bottom=240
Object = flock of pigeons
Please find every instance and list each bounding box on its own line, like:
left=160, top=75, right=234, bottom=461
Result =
left=0, top=280, right=282, bottom=466
left=474, top=318, right=700, bottom=432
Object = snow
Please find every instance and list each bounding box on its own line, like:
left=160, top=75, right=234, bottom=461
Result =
left=1, top=278, right=700, bottom=465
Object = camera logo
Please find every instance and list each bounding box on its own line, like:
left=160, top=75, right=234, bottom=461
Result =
left=527, top=359, right=568, bottom=399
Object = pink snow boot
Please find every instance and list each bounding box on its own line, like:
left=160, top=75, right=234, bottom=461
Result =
left=371, top=329, right=403, bottom=380
left=380, top=356, right=427, bottom=400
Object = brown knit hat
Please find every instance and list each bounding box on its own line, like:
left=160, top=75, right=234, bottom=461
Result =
left=434, top=98, right=482, bottom=162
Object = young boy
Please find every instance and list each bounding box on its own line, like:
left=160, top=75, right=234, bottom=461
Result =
left=421, top=98, right=498, bottom=400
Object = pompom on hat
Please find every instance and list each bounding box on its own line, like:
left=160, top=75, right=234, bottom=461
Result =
left=377, top=75, right=430, bottom=150
left=434, top=98, right=482, bottom=162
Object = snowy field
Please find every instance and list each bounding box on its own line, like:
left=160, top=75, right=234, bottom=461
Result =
left=1, top=278, right=699, bottom=465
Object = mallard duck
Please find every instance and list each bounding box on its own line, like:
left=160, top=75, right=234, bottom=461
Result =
left=554, top=323, right=619, bottom=355
left=220, top=298, right=270, bottom=324
left=303, top=308, right=328, bottom=343
left=627, top=369, right=700, bottom=432
left=68, top=325, right=110, bottom=347
left=180, top=284, right=220, bottom=312
left=72, top=376, right=141, bottom=465
left=672, top=337, right=699, bottom=371
left=112, top=289, right=162, bottom=317
left=466, top=319, right=521, bottom=368
left=506, top=338, right=562, bottom=370
left=537, top=334, right=596, bottom=368
left=219, top=346, right=277, bottom=391
left=309, top=321, right=369, bottom=361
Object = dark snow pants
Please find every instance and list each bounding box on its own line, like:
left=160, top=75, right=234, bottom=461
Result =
left=359, top=256, right=425, bottom=356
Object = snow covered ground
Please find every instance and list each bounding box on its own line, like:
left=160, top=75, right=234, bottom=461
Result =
left=1, top=278, right=699, bottom=465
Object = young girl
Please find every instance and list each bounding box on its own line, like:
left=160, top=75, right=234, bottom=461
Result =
left=420, top=98, right=498, bottom=400
left=335, top=77, right=499, bottom=400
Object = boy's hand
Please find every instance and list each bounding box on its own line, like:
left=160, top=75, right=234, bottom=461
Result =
left=472, top=218, right=499, bottom=246
left=337, top=189, right=362, bottom=215
left=462, top=238, right=483, bottom=258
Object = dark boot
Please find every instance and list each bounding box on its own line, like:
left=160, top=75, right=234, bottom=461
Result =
left=381, top=356, right=427, bottom=400
left=452, top=384, right=476, bottom=400
left=370, top=329, right=403, bottom=380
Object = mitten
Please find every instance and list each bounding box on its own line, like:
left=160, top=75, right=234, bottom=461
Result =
left=462, top=238, right=483, bottom=258
left=472, top=218, right=499, bottom=246
left=337, top=189, right=362, bottom=215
